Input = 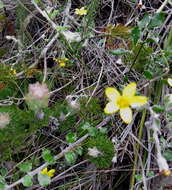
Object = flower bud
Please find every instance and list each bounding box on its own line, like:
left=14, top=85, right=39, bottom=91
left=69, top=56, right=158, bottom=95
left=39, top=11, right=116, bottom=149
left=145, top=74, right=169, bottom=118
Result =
left=157, top=153, right=171, bottom=176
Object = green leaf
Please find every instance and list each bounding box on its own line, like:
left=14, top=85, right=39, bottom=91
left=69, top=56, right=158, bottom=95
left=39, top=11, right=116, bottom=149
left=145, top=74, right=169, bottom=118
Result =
left=81, top=122, right=91, bottom=130
left=110, top=24, right=131, bottom=39
left=108, top=48, right=132, bottom=55
left=147, top=171, right=154, bottom=177
left=0, top=184, right=6, bottom=190
left=0, top=176, right=6, bottom=190
left=146, top=37, right=159, bottom=43
left=138, top=14, right=150, bottom=29
left=135, top=174, right=142, bottom=182
left=86, top=135, right=114, bottom=168
left=66, top=132, right=77, bottom=143
left=49, top=10, right=59, bottom=20
left=167, top=112, right=172, bottom=120
left=152, top=105, right=165, bottom=113
left=123, top=76, right=129, bottom=83
left=132, top=26, right=140, bottom=44
left=165, top=122, right=172, bottom=129
left=0, top=1, right=4, bottom=9
left=64, top=152, right=77, bottom=165
left=75, top=147, right=83, bottom=156
left=0, top=169, right=7, bottom=176
left=38, top=173, right=51, bottom=187
left=56, top=26, right=68, bottom=32
left=42, top=149, right=55, bottom=164
left=143, top=70, right=153, bottom=79
left=163, top=150, right=172, bottom=161
left=154, top=118, right=161, bottom=129
left=148, top=13, right=165, bottom=29
left=33, top=0, right=41, bottom=4
left=18, top=162, right=32, bottom=173
left=87, top=127, right=98, bottom=136
left=164, top=27, right=172, bottom=53
left=165, top=98, right=172, bottom=111
left=22, top=175, right=33, bottom=187
left=99, top=127, right=107, bottom=134
left=0, top=48, right=8, bottom=57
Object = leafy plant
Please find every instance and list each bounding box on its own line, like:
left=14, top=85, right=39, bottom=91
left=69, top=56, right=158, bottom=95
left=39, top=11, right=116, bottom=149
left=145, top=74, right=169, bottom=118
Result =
left=18, top=162, right=32, bottom=173
left=85, top=135, right=114, bottom=168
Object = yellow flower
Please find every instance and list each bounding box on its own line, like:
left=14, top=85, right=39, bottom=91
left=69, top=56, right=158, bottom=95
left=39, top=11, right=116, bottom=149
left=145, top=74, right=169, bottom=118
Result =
left=53, top=58, right=69, bottom=67
left=161, top=169, right=171, bottom=176
left=75, top=7, right=87, bottom=16
left=25, top=69, right=40, bottom=77
left=41, top=168, right=55, bottom=178
left=167, top=78, right=172, bottom=86
left=59, top=62, right=66, bottom=67
left=9, top=69, right=16, bottom=75
left=104, top=82, right=148, bottom=124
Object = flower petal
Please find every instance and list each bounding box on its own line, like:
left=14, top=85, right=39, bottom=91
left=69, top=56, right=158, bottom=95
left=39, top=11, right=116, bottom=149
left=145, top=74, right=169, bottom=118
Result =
left=168, top=78, right=172, bottom=87
left=48, top=169, right=55, bottom=177
left=104, top=102, right=119, bottom=114
left=105, top=87, right=120, bottom=101
left=120, top=107, right=132, bottom=124
left=129, top=96, right=148, bottom=108
left=122, top=82, right=136, bottom=97
left=41, top=168, right=48, bottom=175
left=75, top=8, right=79, bottom=14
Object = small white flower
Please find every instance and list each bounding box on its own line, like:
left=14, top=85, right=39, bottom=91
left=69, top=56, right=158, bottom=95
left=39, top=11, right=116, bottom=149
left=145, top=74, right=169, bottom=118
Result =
left=112, top=156, right=117, bottom=163
left=62, top=31, right=81, bottom=43
left=88, top=147, right=102, bottom=158
left=116, top=58, right=122, bottom=65
left=111, top=137, right=117, bottom=143
left=0, top=113, right=10, bottom=128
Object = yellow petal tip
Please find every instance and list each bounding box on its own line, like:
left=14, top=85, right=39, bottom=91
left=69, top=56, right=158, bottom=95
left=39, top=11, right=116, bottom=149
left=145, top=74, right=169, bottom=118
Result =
left=168, top=78, right=172, bottom=87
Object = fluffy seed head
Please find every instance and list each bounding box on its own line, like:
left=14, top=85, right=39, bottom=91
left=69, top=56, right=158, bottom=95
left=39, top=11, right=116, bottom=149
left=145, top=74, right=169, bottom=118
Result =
left=0, top=113, right=10, bottom=128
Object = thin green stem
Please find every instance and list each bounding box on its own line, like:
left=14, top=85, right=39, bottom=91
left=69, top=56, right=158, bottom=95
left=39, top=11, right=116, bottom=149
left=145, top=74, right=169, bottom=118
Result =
left=129, top=109, right=147, bottom=190
left=153, top=80, right=163, bottom=104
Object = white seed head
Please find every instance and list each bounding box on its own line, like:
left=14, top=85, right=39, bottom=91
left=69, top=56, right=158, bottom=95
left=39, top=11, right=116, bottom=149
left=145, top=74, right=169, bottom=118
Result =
left=28, top=82, right=49, bottom=100
left=88, top=147, right=102, bottom=158
left=0, top=113, right=10, bottom=128
left=62, top=31, right=81, bottom=43
left=66, top=95, right=80, bottom=110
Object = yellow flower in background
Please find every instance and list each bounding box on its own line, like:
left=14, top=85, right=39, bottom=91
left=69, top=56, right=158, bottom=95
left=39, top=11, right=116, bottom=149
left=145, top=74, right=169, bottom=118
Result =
left=41, top=168, right=55, bottom=178
left=104, top=82, right=148, bottom=124
left=161, top=169, right=171, bottom=176
left=167, top=78, right=172, bottom=87
left=75, top=7, right=87, bottom=16
left=9, top=69, right=16, bottom=75
left=25, top=69, right=40, bottom=77
left=53, top=58, right=69, bottom=67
